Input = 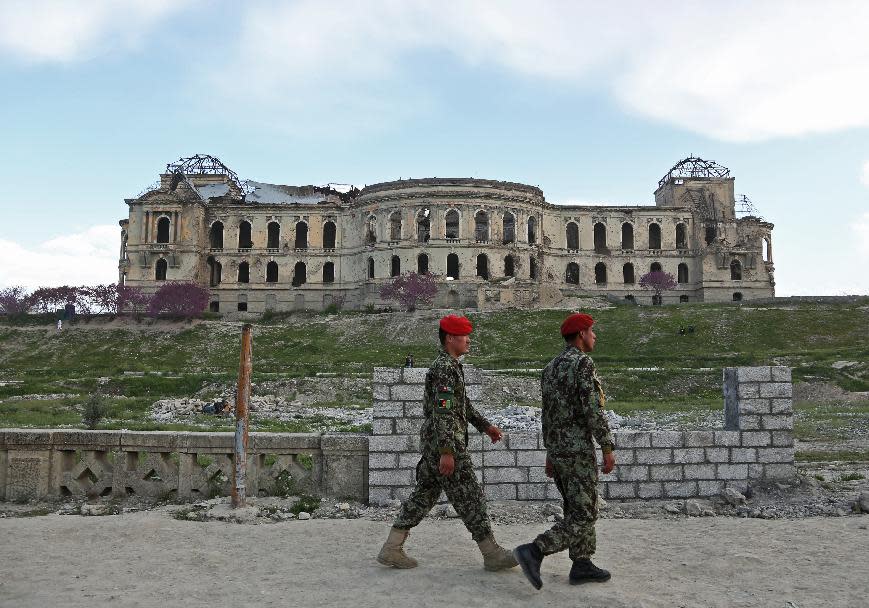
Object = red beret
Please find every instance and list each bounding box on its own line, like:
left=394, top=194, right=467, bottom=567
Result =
left=560, top=313, right=594, bottom=336
left=439, top=314, right=473, bottom=336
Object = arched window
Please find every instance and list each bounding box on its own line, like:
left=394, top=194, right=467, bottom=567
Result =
left=292, top=261, right=306, bottom=287
left=651, top=262, right=662, bottom=273
left=206, top=256, right=221, bottom=286
left=623, top=262, right=635, bottom=284
left=648, top=223, right=661, bottom=249
left=209, top=221, right=224, bottom=249
left=594, top=223, right=607, bottom=252
left=678, top=263, right=689, bottom=283
left=366, top=216, right=377, bottom=245
left=566, top=262, right=579, bottom=284
left=367, top=257, right=375, bottom=279
left=502, top=212, right=515, bottom=244
left=763, top=237, right=771, bottom=262
left=733, top=292, right=743, bottom=302
left=417, top=210, right=430, bottom=243
left=266, top=261, right=278, bottom=283
left=156, top=217, right=170, bottom=243
left=504, top=255, right=514, bottom=277
left=529, top=257, right=538, bottom=280
left=566, top=222, right=579, bottom=250
left=621, top=223, right=634, bottom=250
left=676, top=223, right=688, bottom=249
left=474, top=211, right=489, bottom=242
left=730, top=259, right=742, bottom=280
left=295, top=221, right=308, bottom=249
left=323, top=262, right=335, bottom=283
left=155, top=258, right=167, bottom=281
left=323, top=221, right=336, bottom=249
left=238, top=221, right=252, bottom=249
left=595, top=262, right=607, bottom=285
left=476, top=254, right=489, bottom=279
left=527, top=216, right=537, bottom=244
left=391, top=255, right=401, bottom=277
left=389, top=211, right=402, bottom=241
left=417, top=253, right=429, bottom=274
left=445, top=209, right=460, bottom=239
left=705, top=223, right=717, bottom=245
left=238, top=261, right=249, bottom=283
left=267, top=222, right=280, bottom=249
left=447, top=253, right=459, bottom=279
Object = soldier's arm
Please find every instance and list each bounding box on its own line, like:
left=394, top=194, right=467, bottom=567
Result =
left=430, top=366, right=461, bottom=455
left=576, top=357, right=615, bottom=453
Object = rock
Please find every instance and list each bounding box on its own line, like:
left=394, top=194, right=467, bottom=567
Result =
left=664, top=504, right=682, bottom=514
left=596, top=496, right=607, bottom=509
left=542, top=503, right=563, bottom=517
left=185, top=511, right=199, bottom=520
left=80, top=504, right=109, bottom=516
left=684, top=499, right=702, bottom=517
left=859, top=491, right=869, bottom=513
left=297, top=512, right=311, bottom=520
left=723, top=488, right=747, bottom=506
left=336, top=502, right=351, bottom=511
left=546, top=514, right=557, bottom=522
left=701, top=509, right=716, bottom=517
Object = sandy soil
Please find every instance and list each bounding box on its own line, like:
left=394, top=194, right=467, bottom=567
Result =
left=1, top=512, right=866, bottom=608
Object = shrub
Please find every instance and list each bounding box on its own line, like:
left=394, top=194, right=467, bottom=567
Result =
left=147, top=282, right=209, bottom=318
left=82, top=393, right=108, bottom=429
left=379, top=272, right=439, bottom=311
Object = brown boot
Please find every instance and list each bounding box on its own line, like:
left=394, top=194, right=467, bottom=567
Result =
left=477, top=535, right=518, bottom=571
left=377, top=527, right=419, bottom=569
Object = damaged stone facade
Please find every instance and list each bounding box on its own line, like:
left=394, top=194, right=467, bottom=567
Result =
left=118, top=155, right=775, bottom=313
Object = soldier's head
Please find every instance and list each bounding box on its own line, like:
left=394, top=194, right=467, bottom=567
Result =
left=439, top=315, right=473, bottom=357
left=561, top=313, right=596, bottom=353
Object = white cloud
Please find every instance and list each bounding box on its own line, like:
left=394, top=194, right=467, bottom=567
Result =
left=0, top=0, right=192, bottom=63
left=0, top=225, right=120, bottom=290
left=861, top=161, right=869, bottom=187
left=213, top=0, right=869, bottom=142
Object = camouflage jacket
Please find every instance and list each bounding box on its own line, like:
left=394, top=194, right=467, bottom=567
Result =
left=541, top=345, right=615, bottom=457
left=420, top=350, right=491, bottom=457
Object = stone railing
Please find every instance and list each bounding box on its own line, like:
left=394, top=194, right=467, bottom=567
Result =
left=368, top=366, right=794, bottom=503
left=0, top=431, right=367, bottom=503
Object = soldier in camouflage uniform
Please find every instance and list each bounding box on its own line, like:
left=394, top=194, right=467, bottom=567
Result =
left=377, top=315, right=518, bottom=572
left=514, top=312, right=616, bottom=589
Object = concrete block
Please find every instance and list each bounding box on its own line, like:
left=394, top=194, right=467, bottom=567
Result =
left=725, top=480, right=749, bottom=495
left=369, top=453, right=398, bottom=469
left=528, top=467, right=550, bottom=483
left=607, top=483, right=637, bottom=499
left=407, top=436, right=421, bottom=452
left=757, top=448, right=794, bottom=464
left=738, top=415, right=761, bottom=430
left=368, top=487, right=394, bottom=505
left=369, top=435, right=410, bottom=453
left=685, top=431, right=716, bottom=447
left=705, top=447, right=730, bottom=463
left=398, top=453, right=421, bottom=468
left=771, top=431, right=794, bottom=447
left=475, top=469, right=483, bottom=484
left=372, top=384, right=391, bottom=401
left=713, top=431, right=741, bottom=447
left=634, top=449, right=672, bottom=465
left=651, top=431, right=684, bottom=448
left=759, top=383, right=792, bottom=398
left=507, top=433, right=539, bottom=450
left=613, top=448, right=635, bottom=465
left=484, top=484, right=517, bottom=501
left=373, top=419, right=394, bottom=435
left=737, top=367, right=771, bottom=382
left=764, top=464, right=796, bottom=479
left=770, top=367, right=792, bottom=382
left=770, top=399, right=793, bottom=414
left=123, top=431, right=197, bottom=450
left=482, top=437, right=509, bottom=451
left=402, top=368, right=428, bottom=384
left=615, top=432, right=651, bottom=449
left=737, top=383, right=759, bottom=398
left=761, top=416, right=793, bottom=430
left=404, top=403, right=424, bottom=418
left=738, top=399, right=771, bottom=415
left=748, top=464, right=764, bottom=479
left=673, top=448, right=705, bottom=464
left=393, top=486, right=415, bottom=501
left=467, top=435, right=483, bottom=452
left=697, top=480, right=725, bottom=496
left=663, top=481, right=697, bottom=498
left=250, top=433, right=321, bottom=451
left=5, top=450, right=51, bottom=500
left=618, top=465, right=650, bottom=482
left=546, top=483, right=563, bottom=500
left=483, top=451, right=516, bottom=467
left=741, top=432, right=772, bottom=447
left=730, top=448, right=757, bottom=463
left=395, top=419, right=423, bottom=435
left=372, top=402, right=403, bottom=419
left=516, top=450, right=547, bottom=467
left=517, top=484, right=549, bottom=500
left=471, top=452, right=483, bottom=468
left=650, top=465, right=682, bottom=481
left=369, top=469, right=414, bottom=486
left=320, top=435, right=367, bottom=453
left=599, top=471, right=617, bottom=483
left=373, top=367, right=401, bottom=384
left=485, top=467, right=527, bottom=483
left=682, top=464, right=716, bottom=479
left=637, top=482, right=663, bottom=499
left=391, top=384, right=424, bottom=402
left=716, top=464, right=749, bottom=480
left=52, top=430, right=122, bottom=449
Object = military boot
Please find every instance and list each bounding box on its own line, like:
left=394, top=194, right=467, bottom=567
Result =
left=513, top=542, right=544, bottom=589
left=377, top=527, right=418, bottom=569
left=569, top=558, right=611, bottom=584
left=477, top=535, right=518, bottom=571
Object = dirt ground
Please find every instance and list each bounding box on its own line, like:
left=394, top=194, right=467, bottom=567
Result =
left=1, top=512, right=866, bottom=608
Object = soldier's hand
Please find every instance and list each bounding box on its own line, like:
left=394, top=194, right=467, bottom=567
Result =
left=485, top=425, right=503, bottom=443
left=602, top=451, right=616, bottom=474
left=439, top=453, right=455, bottom=476
left=545, top=457, right=554, bottom=478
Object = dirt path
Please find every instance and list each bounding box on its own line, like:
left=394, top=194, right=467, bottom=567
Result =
left=1, top=512, right=866, bottom=608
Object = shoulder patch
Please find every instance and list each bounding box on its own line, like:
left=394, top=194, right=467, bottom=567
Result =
left=435, top=385, right=454, bottom=412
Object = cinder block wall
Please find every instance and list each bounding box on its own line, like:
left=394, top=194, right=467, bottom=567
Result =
left=368, top=366, right=795, bottom=504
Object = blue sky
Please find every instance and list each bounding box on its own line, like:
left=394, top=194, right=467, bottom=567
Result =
left=1, top=0, right=867, bottom=295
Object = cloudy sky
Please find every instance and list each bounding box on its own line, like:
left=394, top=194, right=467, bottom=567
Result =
left=1, top=0, right=867, bottom=295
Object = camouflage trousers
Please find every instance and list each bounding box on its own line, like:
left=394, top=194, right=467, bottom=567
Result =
left=534, top=453, right=599, bottom=560
left=393, top=454, right=493, bottom=542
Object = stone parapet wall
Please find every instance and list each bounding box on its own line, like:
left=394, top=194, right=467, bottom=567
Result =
left=368, top=366, right=795, bottom=504
left=0, top=430, right=368, bottom=503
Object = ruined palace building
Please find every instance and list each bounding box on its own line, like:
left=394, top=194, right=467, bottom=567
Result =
left=119, top=154, right=775, bottom=312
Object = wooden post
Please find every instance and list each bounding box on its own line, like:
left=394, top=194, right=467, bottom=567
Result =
left=232, top=323, right=252, bottom=508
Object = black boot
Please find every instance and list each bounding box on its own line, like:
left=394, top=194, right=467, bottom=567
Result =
left=513, top=543, right=544, bottom=590
left=569, top=558, right=611, bottom=584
